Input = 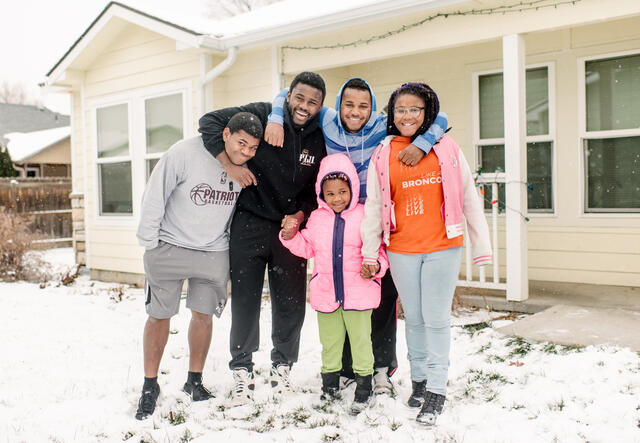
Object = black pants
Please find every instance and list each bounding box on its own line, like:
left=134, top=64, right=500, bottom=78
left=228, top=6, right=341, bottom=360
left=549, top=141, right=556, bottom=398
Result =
left=342, top=270, right=398, bottom=378
left=228, top=210, right=307, bottom=372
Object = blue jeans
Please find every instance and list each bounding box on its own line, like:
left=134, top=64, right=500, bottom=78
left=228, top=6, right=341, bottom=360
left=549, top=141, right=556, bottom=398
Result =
left=387, top=247, right=462, bottom=396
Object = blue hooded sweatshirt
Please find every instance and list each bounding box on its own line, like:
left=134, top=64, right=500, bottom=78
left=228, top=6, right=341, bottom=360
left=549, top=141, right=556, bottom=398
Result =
left=267, top=78, right=448, bottom=202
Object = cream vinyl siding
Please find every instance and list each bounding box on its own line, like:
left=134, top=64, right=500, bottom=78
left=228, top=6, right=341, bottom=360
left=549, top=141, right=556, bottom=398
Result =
left=66, top=3, right=639, bottom=287
left=304, top=18, right=640, bottom=287
left=82, top=24, right=201, bottom=275
left=212, top=48, right=274, bottom=107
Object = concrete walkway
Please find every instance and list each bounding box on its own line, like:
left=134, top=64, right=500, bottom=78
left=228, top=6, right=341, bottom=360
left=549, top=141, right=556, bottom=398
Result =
left=497, top=304, right=640, bottom=352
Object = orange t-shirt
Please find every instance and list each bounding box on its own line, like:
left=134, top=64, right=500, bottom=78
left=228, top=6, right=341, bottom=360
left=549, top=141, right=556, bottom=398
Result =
left=387, top=137, right=463, bottom=254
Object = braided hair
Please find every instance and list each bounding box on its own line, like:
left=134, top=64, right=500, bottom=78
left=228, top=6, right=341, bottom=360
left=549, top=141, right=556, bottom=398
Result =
left=386, top=82, right=439, bottom=142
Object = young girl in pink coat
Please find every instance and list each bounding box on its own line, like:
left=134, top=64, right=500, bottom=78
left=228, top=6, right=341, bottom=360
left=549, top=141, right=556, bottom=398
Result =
left=280, top=153, right=388, bottom=415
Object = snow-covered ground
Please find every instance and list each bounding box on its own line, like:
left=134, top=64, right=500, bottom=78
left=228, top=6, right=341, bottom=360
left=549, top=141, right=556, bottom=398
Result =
left=1, top=249, right=639, bottom=442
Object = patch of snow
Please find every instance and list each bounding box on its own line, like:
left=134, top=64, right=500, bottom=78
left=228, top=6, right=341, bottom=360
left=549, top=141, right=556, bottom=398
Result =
left=1, top=251, right=639, bottom=441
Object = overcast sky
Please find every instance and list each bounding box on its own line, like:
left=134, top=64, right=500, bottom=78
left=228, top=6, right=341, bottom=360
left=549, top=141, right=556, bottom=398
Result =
left=0, top=0, right=201, bottom=115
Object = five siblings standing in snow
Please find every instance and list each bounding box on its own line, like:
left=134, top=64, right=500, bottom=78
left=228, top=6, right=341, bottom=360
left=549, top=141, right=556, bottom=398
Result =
left=135, top=72, right=491, bottom=427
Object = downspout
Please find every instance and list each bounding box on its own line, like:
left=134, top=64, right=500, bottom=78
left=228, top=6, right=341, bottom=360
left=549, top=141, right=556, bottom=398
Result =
left=199, top=46, right=238, bottom=116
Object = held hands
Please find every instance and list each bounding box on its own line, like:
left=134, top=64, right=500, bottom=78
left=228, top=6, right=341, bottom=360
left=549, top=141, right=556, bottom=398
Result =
left=397, top=144, right=425, bottom=166
left=264, top=122, right=285, bottom=147
left=360, top=262, right=380, bottom=280
left=280, top=210, right=304, bottom=240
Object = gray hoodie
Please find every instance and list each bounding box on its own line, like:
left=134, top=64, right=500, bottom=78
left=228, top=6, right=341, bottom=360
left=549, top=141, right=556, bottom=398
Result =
left=136, top=136, right=239, bottom=252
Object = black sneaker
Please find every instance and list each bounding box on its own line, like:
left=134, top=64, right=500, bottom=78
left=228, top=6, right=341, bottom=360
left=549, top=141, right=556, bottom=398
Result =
left=135, top=383, right=160, bottom=420
left=407, top=380, right=427, bottom=408
left=349, top=374, right=373, bottom=415
left=320, top=371, right=340, bottom=400
left=183, top=380, right=214, bottom=401
left=416, top=391, right=445, bottom=426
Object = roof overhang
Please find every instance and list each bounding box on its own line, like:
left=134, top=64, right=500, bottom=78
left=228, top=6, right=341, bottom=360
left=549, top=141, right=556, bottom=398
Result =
left=217, top=0, right=466, bottom=49
left=45, top=0, right=464, bottom=88
left=45, top=2, right=223, bottom=88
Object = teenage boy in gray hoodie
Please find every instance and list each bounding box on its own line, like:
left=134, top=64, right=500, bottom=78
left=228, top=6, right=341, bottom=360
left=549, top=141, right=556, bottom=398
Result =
left=134, top=112, right=263, bottom=420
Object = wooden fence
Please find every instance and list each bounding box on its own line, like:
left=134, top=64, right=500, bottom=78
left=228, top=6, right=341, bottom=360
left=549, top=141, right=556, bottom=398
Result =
left=0, top=178, right=72, bottom=244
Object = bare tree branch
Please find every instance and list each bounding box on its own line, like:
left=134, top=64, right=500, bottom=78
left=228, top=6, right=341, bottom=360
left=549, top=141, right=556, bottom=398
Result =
left=0, top=81, right=37, bottom=105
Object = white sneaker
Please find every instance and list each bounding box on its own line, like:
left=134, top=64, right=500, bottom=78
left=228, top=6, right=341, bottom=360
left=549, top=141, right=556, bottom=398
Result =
left=270, top=364, right=291, bottom=394
left=372, top=367, right=393, bottom=395
left=231, top=368, right=255, bottom=406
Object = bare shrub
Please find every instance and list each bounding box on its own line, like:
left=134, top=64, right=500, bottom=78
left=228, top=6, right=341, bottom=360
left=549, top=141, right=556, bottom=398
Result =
left=0, top=206, right=43, bottom=281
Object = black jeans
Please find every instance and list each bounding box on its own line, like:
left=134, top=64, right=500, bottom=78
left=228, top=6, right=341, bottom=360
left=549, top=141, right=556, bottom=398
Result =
left=228, top=210, right=307, bottom=372
left=342, top=270, right=398, bottom=378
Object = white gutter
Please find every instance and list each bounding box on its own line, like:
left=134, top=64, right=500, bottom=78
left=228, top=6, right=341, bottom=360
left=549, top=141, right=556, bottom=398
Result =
left=198, top=46, right=238, bottom=116
left=217, top=0, right=466, bottom=50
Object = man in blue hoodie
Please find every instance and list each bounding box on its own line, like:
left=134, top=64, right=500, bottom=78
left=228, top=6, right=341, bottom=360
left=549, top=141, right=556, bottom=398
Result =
left=265, top=78, right=448, bottom=398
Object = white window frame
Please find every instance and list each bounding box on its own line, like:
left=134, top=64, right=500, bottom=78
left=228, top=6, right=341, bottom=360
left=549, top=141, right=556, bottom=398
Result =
left=90, top=80, right=192, bottom=226
left=94, top=100, right=133, bottom=220
left=26, top=166, right=41, bottom=177
left=472, top=62, right=557, bottom=216
left=578, top=48, right=640, bottom=217
left=142, top=90, right=187, bottom=180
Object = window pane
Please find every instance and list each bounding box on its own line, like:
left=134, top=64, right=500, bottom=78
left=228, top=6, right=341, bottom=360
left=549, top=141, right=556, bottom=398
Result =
left=527, top=141, right=553, bottom=211
left=586, top=136, right=640, bottom=211
left=99, top=162, right=132, bottom=214
left=97, top=104, right=129, bottom=158
left=480, top=144, right=505, bottom=173
left=479, top=143, right=553, bottom=211
left=586, top=54, right=640, bottom=132
left=526, top=68, right=549, bottom=136
left=479, top=74, right=504, bottom=139
left=479, top=69, right=550, bottom=139
left=146, top=158, right=160, bottom=181
left=145, top=94, right=183, bottom=154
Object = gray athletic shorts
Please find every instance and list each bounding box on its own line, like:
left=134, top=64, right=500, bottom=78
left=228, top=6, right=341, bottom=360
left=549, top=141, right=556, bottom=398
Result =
left=143, top=241, right=229, bottom=319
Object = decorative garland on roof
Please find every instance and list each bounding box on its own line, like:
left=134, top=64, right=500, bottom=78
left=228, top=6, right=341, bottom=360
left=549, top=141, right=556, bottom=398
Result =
left=281, top=0, right=583, bottom=54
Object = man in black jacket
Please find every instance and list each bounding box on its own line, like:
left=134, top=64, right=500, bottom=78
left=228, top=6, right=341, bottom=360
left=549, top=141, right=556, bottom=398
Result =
left=198, top=72, right=326, bottom=406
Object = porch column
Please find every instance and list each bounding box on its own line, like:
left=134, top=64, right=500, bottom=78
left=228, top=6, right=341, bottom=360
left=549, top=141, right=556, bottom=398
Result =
left=502, top=34, right=529, bottom=301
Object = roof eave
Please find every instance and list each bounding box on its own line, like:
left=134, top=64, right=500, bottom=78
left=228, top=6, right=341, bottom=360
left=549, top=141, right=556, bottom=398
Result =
left=45, top=1, right=220, bottom=87
left=218, top=0, right=466, bottom=49
left=45, top=0, right=465, bottom=85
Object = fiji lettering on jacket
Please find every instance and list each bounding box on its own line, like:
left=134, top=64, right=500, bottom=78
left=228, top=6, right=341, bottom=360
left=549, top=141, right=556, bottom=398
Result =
left=299, top=149, right=316, bottom=167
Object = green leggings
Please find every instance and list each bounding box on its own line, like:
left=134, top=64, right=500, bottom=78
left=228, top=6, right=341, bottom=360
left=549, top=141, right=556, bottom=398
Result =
left=317, top=307, right=374, bottom=376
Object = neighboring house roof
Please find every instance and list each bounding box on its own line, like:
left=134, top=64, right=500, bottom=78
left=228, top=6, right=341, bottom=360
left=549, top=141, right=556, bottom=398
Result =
left=5, top=126, right=71, bottom=162
left=0, top=103, right=69, bottom=147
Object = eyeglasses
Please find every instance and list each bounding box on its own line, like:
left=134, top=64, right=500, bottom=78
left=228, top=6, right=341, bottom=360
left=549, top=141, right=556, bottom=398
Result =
left=393, top=106, right=424, bottom=117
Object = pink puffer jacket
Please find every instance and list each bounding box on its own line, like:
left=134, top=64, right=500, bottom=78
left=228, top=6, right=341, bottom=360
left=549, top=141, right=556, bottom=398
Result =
left=280, top=153, right=388, bottom=313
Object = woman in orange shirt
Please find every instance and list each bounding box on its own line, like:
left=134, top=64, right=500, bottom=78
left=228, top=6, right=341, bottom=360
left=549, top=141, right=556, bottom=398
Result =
left=361, top=83, right=491, bottom=426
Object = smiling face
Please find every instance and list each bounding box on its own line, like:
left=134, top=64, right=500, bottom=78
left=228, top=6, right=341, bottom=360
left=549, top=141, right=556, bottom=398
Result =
left=340, top=87, right=372, bottom=133
left=393, top=93, right=426, bottom=138
left=222, top=128, right=260, bottom=165
left=322, top=178, right=351, bottom=213
left=286, top=83, right=323, bottom=126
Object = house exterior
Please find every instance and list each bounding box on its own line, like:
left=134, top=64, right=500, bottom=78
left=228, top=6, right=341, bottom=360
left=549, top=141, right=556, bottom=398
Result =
left=0, top=103, right=71, bottom=177
left=6, top=127, right=71, bottom=177
left=44, top=0, right=639, bottom=301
